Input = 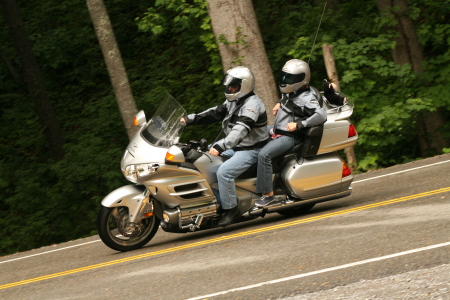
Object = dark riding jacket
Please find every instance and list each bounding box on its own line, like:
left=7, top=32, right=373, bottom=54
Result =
left=185, top=92, right=268, bottom=153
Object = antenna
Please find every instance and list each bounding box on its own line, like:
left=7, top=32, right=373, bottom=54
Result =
left=308, top=2, right=327, bottom=64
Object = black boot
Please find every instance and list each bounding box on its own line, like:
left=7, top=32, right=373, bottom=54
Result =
left=217, top=206, right=240, bottom=227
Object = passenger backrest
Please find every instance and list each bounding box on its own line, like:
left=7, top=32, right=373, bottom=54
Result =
left=301, top=86, right=325, bottom=157
left=311, top=86, right=324, bottom=108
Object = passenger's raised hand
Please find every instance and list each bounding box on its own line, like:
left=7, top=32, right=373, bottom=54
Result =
left=272, top=103, right=281, bottom=116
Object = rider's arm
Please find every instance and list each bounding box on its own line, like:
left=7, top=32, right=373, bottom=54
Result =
left=297, top=99, right=327, bottom=129
left=291, top=92, right=327, bottom=130
left=185, top=102, right=227, bottom=126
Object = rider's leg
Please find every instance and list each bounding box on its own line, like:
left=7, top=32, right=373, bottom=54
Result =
left=216, top=149, right=259, bottom=209
left=216, top=149, right=259, bottom=226
left=255, top=136, right=294, bottom=206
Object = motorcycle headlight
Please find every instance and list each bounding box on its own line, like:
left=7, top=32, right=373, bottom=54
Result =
left=124, top=163, right=159, bottom=182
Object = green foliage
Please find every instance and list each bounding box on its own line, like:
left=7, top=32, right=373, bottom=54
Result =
left=1, top=0, right=449, bottom=255
left=281, top=0, right=450, bottom=170
left=135, top=0, right=222, bottom=77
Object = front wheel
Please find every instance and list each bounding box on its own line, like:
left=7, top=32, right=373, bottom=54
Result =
left=97, top=206, right=160, bottom=251
left=277, top=203, right=315, bottom=217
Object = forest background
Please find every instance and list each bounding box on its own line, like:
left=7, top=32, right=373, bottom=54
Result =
left=0, top=0, right=449, bottom=255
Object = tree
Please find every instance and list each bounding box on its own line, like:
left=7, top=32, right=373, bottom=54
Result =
left=206, top=0, right=279, bottom=124
left=322, top=43, right=357, bottom=171
left=86, top=0, right=137, bottom=139
left=0, top=0, right=65, bottom=160
left=376, top=0, right=449, bottom=156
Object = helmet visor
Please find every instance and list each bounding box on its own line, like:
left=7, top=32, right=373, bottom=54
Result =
left=279, top=71, right=306, bottom=85
left=222, top=74, right=242, bottom=94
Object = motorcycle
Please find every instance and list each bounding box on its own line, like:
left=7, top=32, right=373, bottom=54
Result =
left=97, top=91, right=358, bottom=251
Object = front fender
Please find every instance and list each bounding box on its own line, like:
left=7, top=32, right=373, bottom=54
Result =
left=101, top=185, right=152, bottom=223
left=101, top=185, right=146, bottom=207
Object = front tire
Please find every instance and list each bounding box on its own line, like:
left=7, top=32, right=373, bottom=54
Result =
left=97, top=206, right=159, bottom=251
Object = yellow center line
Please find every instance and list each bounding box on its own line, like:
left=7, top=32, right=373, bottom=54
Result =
left=1, top=186, right=449, bottom=290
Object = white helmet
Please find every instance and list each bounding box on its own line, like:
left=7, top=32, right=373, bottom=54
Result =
left=222, top=66, right=255, bottom=101
left=279, top=59, right=310, bottom=93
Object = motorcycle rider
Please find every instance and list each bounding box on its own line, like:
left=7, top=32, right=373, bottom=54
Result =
left=183, top=66, right=268, bottom=226
left=255, top=59, right=327, bottom=207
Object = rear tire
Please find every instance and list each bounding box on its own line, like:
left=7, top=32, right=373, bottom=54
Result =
left=97, top=206, right=159, bottom=251
left=277, top=203, right=315, bottom=217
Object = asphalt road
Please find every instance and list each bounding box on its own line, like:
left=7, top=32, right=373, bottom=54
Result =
left=1, top=154, right=449, bottom=300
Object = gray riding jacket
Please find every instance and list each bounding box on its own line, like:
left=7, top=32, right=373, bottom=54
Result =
left=185, top=92, right=268, bottom=153
left=274, top=87, right=327, bottom=137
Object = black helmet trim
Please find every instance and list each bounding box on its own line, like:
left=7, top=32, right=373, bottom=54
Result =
left=279, top=71, right=306, bottom=85
left=222, top=74, right=242, bottom=94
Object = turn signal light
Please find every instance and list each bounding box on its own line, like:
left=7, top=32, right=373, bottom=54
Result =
left=342, top=161, right=352, bottom=177
left=143, top=212, right=154, bottom=218
left=348, top=124, right=357, bottom=138
left=133, top=117, right=139, bottom=127
left=166, top=152, right=175, bottom=161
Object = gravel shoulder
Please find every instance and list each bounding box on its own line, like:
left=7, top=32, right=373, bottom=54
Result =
left=280, top=263, right=450, bottom=299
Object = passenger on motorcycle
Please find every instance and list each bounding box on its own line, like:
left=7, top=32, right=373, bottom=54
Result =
left=255, top=59, right=327, bottom=207
left=183, top=66, right=268, bottom=226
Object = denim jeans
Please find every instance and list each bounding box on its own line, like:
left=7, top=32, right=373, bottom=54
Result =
left=255, top=135, right=295, bottom=194
left=214, top=148, right=260, bottom=209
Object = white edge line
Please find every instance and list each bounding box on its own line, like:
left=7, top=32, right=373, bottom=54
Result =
left=0, top=240, right=100, bottom=264
left=2, top=159, right=449, bottom=264
left=186, top=241, right=450, bottom=300
left=353, top=159, right=450, bottom=184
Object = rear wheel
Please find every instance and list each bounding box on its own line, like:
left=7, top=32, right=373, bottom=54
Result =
left=277, top=203, right=315, bottom=217
left=97, top=206, right=159, bottom=251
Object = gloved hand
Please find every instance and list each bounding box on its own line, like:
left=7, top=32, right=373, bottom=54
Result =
left=322, top=79, right=345, bottom=106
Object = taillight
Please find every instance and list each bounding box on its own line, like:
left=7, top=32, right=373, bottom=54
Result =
left=342, top=161, right=352, bottom=177
left=348, top=124, right=357, bottom=138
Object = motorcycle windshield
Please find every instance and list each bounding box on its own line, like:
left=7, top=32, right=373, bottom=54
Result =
left=142, top=94, right=187, bottom=147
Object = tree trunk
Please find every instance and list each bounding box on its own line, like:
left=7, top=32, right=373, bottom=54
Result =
left=86, top=0, right=137, bottom=139
left=376, top=0, right=449, bottom=156
left=0, top=0, right=65, bottom=160
left=206, top=0, right=279, bottom=124
left=322, top=44, right=341, bottom=91
left=322, top=44, right=357, bottom=170
left=376, top=0, right=424, bottom=73
left=415, top=110, right=449, bottom=156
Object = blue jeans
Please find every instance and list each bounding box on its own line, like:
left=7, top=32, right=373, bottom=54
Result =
left=214, top=148, right=259, bottom=209
left=256, top=135, right=295, bottom=194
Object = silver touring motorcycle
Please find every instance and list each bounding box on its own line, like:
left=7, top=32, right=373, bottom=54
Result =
left=97, top=92, right=358, bottom=251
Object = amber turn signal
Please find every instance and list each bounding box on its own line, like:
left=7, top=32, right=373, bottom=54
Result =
left=165, top=152, right=175, bottom=161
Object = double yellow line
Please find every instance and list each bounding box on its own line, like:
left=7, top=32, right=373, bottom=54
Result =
left=1, top=186, right=449, bottom=290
